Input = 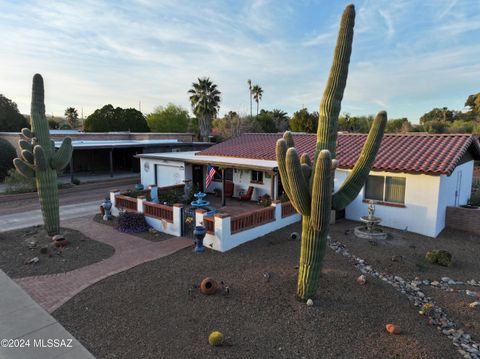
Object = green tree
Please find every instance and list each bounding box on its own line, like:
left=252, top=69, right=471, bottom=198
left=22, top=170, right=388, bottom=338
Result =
left=420, top=107, right=456, bottom=125
left=64, top=107, right=79, bottom=128
left=212, top=111, right=243, bottom=139
left=0, top=94, right=29, bottom=132
left=338, top=113, right=372, bottom=133
left=289, top=108, right=318, bottom=133
left=0, top=138, right=16, bottom=180
left=449, top=119, right=474, bottom=133
left=271, top=109, right=289, bottom=132
left=465, top=93, right=480, bottom=113
left=146, top=104, right=190, bottom=132
left=84, top=105, right=149, bottom=132
left=188, top=78, right=221, bottom=141
left=255, top=110, right=277, bottom=133
left=385, top=118, right=411, bottom=133
left=423, top=120, right=449, bottom=134
left=251, top=85, right=263, bottom=117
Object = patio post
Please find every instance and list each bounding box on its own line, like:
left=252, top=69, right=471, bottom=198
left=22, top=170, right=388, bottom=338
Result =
left=221, top=168, right=226, bottom=207
left=109, top=148, right=114, bottom=178
left=69, top=150, right=74, bottom=183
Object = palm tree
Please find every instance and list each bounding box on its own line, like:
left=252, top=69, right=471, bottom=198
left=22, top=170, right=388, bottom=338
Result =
left=247, top=79, right=253, bottom=118
left=251, top=85, right=263, bottom=117
left=188, top=77, right=221, bottom=141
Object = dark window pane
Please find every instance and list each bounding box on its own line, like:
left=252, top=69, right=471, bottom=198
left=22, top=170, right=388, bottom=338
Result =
left=385, top=176, right=406, bottom=203
left=365, top=175, right=384, bottom=201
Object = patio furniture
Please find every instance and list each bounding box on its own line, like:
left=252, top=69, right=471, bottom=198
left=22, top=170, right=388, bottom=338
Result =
left=239, top=186, right=254, bottom=201
left=224, top=180, right=234, bottom=198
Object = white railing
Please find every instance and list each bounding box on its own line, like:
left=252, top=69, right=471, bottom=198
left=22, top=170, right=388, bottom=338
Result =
left=195, top=201, right=301, bottom=252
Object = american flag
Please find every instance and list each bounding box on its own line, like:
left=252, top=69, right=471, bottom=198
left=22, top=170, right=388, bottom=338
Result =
left=205, top=164, right=216, bottom=189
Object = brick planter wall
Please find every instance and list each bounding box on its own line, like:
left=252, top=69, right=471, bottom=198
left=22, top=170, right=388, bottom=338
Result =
left=445, top=206, right=480, bottom=235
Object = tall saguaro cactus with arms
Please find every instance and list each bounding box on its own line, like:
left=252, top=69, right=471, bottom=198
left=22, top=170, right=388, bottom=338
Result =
left=276, top=4, right=387, bottom=300
left=13, top=74, right=73, bottom=235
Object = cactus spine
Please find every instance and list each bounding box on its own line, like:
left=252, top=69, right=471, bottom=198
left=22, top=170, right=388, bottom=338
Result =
left=276, top=4, right=387, bottom=300
left=13, top=74, right=73, bottom=235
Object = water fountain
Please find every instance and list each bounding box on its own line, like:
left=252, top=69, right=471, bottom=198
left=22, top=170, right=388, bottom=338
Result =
left=354, top=200, right=387, bottom=240
left=190, top=192, right=210, bottom=209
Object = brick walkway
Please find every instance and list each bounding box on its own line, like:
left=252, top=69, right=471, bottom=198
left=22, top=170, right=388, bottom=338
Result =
left=15, top=216, right=193, bottom=313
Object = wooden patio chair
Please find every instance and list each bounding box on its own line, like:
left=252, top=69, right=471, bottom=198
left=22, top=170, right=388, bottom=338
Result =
left=223, top=180, right=234, bottom=198
left=239, top=186, right=254, bottom=201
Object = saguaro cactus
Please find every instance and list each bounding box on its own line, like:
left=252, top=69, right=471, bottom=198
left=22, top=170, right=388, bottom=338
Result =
left=276, top=4, right=387, bottom=300
left=13, top=74, right=73, bottom=235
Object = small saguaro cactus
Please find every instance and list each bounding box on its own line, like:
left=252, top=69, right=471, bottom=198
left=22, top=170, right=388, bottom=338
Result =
left=276, top=4, right=387, bottom=300
left=13, top=74, right=73, bottom=235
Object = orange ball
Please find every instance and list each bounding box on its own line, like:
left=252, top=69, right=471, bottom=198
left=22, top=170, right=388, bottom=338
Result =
left=385, top=323, right=401, bottom=334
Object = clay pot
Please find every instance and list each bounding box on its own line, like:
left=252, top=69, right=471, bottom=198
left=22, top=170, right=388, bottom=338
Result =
left=100, top=205, right=105, bottom=216
left=200, top=277, right=218, bottom=295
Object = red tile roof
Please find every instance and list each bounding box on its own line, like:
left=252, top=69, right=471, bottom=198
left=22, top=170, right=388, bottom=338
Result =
left=197, top=133, right=480, bottom=175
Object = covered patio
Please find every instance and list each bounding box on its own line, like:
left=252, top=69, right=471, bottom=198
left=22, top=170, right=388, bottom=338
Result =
left=136, top=151, right=282, bottom=206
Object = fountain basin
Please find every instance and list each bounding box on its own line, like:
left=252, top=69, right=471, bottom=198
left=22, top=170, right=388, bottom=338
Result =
left=354, top=226, right=388, bottom=240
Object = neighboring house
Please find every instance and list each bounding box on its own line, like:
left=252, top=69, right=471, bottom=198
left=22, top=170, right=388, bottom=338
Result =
left=136, top=133, right=480, bottom=238
left=0, top=131, right=211, bottom=180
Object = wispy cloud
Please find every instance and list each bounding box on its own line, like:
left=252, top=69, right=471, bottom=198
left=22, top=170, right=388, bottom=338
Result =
left=0, top=0, right=478, bottom=123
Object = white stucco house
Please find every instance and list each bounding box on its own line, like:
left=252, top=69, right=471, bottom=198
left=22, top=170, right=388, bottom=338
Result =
left=136, top=133, right=480, bottom=238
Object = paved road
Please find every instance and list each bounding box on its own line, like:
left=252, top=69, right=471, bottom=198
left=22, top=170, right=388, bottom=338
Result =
left=0, top=201, right=100, bottom=233
left=0, top=177, right=138, bottom=217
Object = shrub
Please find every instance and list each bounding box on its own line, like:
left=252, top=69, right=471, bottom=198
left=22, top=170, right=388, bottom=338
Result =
left=258, top=194, right=272, bottom=207
left=425, top=249, right=452, bottom=267
left=125, top=189, right=151, bottom=201
left=4, top=168, right=36, bottom=193
left=279, top=193, right=290, bottom=203
left=158, top=189, right=183, bottom=205
left=71, top=177, right=81, bottom=185
left=116, top=212, right=150, bottom=233
left=0, top=139, right=16, bottom=181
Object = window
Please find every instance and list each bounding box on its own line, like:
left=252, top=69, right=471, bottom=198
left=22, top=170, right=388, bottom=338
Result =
left=213, top=167, right=233, bottom=181
left=251, top=170, right=263, bottom=183
left=365, top=175, right=406, bottom=204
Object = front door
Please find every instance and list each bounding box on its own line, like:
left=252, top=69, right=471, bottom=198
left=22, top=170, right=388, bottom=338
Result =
left=192, top=165, right=204, bottom=192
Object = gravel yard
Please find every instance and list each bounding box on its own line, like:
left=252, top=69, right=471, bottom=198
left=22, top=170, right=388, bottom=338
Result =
left=53, top=221, right=470, bottom=359
left=0, top=225, right=115, bottom=278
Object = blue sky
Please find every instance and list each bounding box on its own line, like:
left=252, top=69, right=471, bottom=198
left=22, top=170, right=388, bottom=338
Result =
left=0, top=0, right=479, bottom=123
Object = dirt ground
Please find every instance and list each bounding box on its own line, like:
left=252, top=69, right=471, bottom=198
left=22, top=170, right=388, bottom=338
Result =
left=53, top=221, right=469, bottom=359
left=332, top=220, right=480, bottom=282
left=0, top=225, right=114, bottom=278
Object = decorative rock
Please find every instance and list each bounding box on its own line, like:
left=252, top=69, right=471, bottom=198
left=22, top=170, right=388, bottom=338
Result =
left=52, top=234, right=65, bottom=242
left=356, top=275, right=367, bottom=285
left=306, top=299, right=314, bottom=306
left=431, top=281, right=440, bottom=286
left=469, top=301, right=480, bottom=309
left=24, top=257, right=39, bottom=265
left=466, top=290, right=477, bottom=297
left=391, top=255, right=403, bottom=262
